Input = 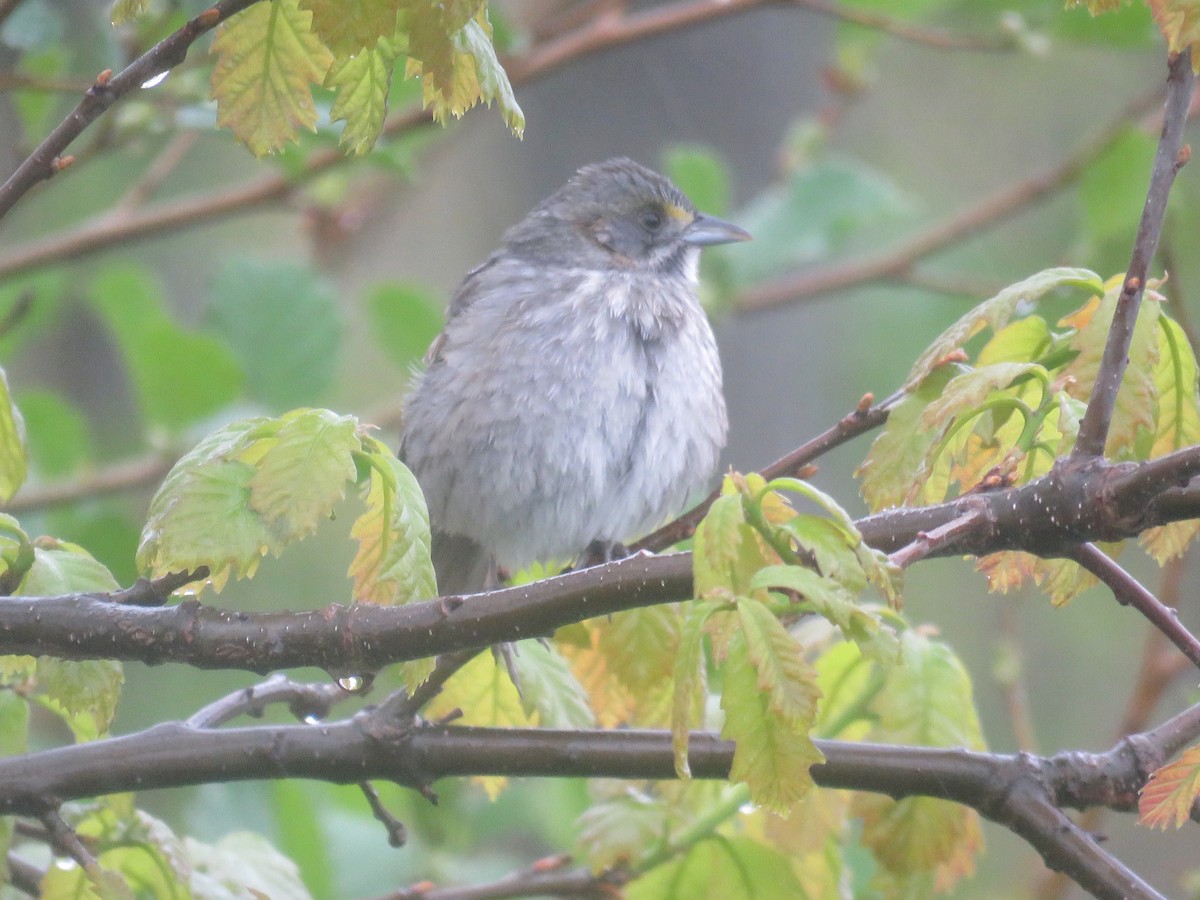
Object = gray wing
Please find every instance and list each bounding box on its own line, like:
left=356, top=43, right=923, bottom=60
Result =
left=422, top=252, right=505, bottom=365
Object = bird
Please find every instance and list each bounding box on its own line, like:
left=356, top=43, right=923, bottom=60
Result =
left=401, top=157, right=751, bottom=594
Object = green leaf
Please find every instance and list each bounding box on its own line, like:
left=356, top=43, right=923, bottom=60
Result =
left=206, top=261, right=341, bottom=409
left=366, top=282, right=444, bottom=370
left=664, top=145, right=730, bottom=215
left=750, top=564, right=898, bottom=662
left=0, top=690, right=28, bottom=757
left=737, top=598, right=822, bottom=724
left=576, top=790, right=669, bottom=873
left=248, top=408, right=360, bottom=540
left=35, top=655, right=124, bottom=743
left=904, top=267, right=1103, bottom=390
left=327, top=38, right=399, bottom=154
left=19, top=390, right=90, bottom=478
left=110, top=0, right=149, bottom=25
left=597, top=605, right=681, bottom=696
left=137, top=418, right=275, bottom=589
left=211, top=0, right=335, bottom=156
left=19, top=542, right=119, bottom=595
left=90, top=265, right=241, bottom=432
left=0, top=369, right=26, bottom=504
left=348, top=439, right=435, bottom=605
left=693, top=485, right=775, bottom=600
left=976, top=315, right=1052, bottom=368
left=17, top=544, right=122, bottom=742
left=856, top=365, right=956, bottom=511
left=510, top=639, right=595, bottom=728
left=672, top=601, right=716, bottom=778
left=0, top=513, right=33, bottom=595
left=918, top=362, right=1042, bottom=430
left=628, top=835, right=810, bottom=900
left=855, top=631, right=985, bottom=885
left=873, top=630, right=983, bottom=749
left=728, top=158, right=909, bottom=286
left=187, top=831, right=312, bottom=900
left=139, top=411, right=365, bottom=592
left=719, top=608, right=822, bottom=812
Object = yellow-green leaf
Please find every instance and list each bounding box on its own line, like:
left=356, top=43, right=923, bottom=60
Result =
left=857, top=365, right=956, bottom=511
left=510, top=639, right=594, bottom=729
left=211, top=0, right=335, bottom=156
left=405, top=11, right=523, bottom=135
left=917, top=362, right=1042, bottom=431
left=0, top=370, right=26, bottom=504
left=301, top=0, right=399, bottom=53
left=626, top=835, right=808, bottom=900
left=248, top=409, right=359, bottom=540
left=905, top=268, right=1102, bottom=390
left=719, top=611, right=822, bottom=812
left=672, top=602, right=716, bottom=778
left=110, top=0, right=149, bottom=25
left=1148, top=0, right=1200, bottom=65
left=327, top=37, right=398, bottom=154
left=18, top=544, right=122, bottom=742
left=750, top=564, right=898, bottom=662
left=347, top=441, right=435, bottom=605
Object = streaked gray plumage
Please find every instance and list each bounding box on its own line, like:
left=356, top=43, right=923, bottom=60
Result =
left=401, top=158, right=749, bottom=593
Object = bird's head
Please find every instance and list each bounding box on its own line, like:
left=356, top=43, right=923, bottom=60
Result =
left=506, top=157, right=751, bottom=274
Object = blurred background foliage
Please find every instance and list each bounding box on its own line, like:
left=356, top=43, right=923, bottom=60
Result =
left=1, top=0, right=1199, bottom=896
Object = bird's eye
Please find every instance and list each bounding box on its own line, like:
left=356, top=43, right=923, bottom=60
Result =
left=641, top=210, right=664, bottom=231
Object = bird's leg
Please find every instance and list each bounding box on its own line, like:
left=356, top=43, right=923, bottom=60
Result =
left=580, top=539, right=630, bottom=569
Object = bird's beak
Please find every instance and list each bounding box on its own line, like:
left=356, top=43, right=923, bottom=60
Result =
left=681, top=213, right=752, bottom=247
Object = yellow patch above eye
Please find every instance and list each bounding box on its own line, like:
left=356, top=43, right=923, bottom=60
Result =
left=664, top=203, right=694, bottom=224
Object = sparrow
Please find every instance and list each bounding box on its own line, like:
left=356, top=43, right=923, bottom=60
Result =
left=401, top=157, right=750, bottom=593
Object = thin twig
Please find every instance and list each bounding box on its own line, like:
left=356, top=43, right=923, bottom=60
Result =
left=111, top=130, right=201, bottom=214
left=185, top=673, right=347, bottom=728
left=6, top=852, right=44, bottom=896
left=358, top=781, right=407, bottom=848
left=1067, top=542, right=1200, bottom=670
left=887, top=507, right=988, bottom=568
left=386, top=857, right=615, bottom=900
left=39, top=809, right=98, bottom=875
left=107, top=567, right=209, bottom=606
left=1073, top=50, right=1196, bottom=458
left=2, top=450, right=176, bottom=514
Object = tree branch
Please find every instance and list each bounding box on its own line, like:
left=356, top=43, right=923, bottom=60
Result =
left=0, top=702, right=1191, bottom=899
left=1072, top=50, right=1196, bottom=458
left=3, top=446, right=1200, bottom=672
left=1067, top=543, right=1200, bottom=669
